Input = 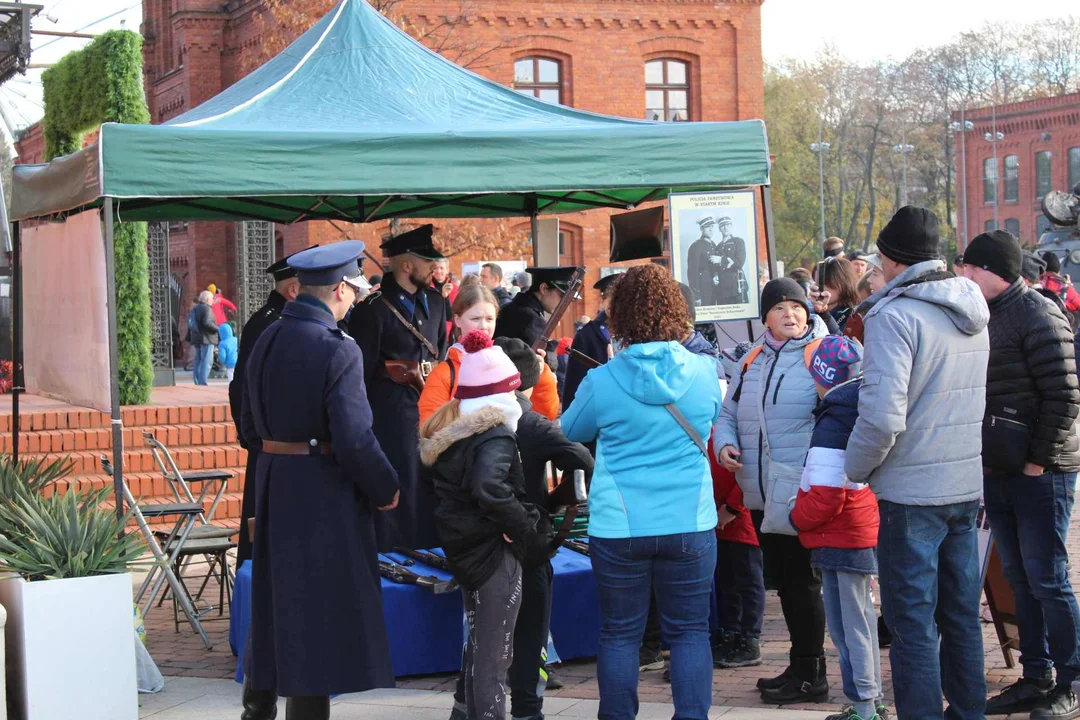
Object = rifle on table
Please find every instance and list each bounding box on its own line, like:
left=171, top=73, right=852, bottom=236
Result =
left=563, top=539, right=590, bottom=556
left=531, top=267, right=587, bottom=352
left=378, top=556, right=458, bottom=594
left=393, top=547, right=452, bottom=572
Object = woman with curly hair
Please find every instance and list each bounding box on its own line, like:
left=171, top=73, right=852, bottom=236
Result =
left=562, top=264, right=724, bottom=720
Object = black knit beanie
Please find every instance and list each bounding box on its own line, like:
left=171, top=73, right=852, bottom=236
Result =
left=493, top=337, right=541, bottom=391
left=876, top=206, right=941, bottom=266
left=1043, top=251, right=1061, bottom=274
left=963, top=230, right=1022, bottom=284
left=760, top=278, right=812, bottom=322
left=1020, top=251, right=1046, bottom=284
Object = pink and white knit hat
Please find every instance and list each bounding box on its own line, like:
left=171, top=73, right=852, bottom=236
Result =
left=454, top=330, right=521, bottom=399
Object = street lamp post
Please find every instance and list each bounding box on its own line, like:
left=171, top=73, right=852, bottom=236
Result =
left=810, top=122, right=830, bottom=245
left=950, top=113, right=975, bottom=248
left=893, top=130, right=915, bottom=207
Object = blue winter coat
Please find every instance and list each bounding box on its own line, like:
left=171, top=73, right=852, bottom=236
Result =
left=241, top=295, right=399, bottom=696
left=217, top=323, right=238, bottom=369
left=562, top=341, right=723, bottom=539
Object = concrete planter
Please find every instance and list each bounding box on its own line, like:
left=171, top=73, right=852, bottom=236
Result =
left=0, top=573, right=136, bottom=720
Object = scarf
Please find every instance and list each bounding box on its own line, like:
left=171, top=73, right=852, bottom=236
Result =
left=459, top=392, right=522, bottom=432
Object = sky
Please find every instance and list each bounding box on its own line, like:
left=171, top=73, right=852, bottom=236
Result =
left=0, top=0, right=1066, bottom=151
left=761, top=0, right=1063, bottom=65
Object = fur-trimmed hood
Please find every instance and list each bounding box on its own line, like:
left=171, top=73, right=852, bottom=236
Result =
left=419, top=406, right=511, bottom=466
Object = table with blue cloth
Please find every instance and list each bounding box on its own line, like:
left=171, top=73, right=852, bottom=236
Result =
left=230, top=547, right=599, bottom=680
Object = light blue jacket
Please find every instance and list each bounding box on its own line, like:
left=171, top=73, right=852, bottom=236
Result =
left=562, top=341, right=723, bottom=539
left=217, top=323, right=238, bottom=369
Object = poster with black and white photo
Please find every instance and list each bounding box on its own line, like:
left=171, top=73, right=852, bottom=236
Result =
left=669, top=190, right=759, bottom=322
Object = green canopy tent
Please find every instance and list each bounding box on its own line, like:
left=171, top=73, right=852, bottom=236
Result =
left=8, top=0, right=772, bottom=522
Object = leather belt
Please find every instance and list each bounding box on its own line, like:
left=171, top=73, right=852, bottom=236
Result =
left=261, top=440, right=333, bottom=456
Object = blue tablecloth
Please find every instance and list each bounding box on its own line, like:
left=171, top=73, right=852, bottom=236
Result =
left=230, top=547, right=599, bottom=680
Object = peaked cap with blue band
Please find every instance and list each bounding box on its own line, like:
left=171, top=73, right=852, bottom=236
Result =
left=289, top=240, right=366, bottom=286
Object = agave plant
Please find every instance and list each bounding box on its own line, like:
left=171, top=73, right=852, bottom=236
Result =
left=0, top=455, right=74, bottom=502
left=0, top=486, right=146, bottom=581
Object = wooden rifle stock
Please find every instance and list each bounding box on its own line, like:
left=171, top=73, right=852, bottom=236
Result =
left=569, top=348, right=602, bottom=369
left=531, top=267, right=587, bottom=352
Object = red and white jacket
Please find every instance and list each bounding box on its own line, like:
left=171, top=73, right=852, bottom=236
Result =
left=708, top=437, right=758, bottom=547
left=790, top=446, right=878, bottom=550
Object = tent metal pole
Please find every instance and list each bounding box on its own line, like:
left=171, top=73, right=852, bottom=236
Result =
left=528, top=194, right=540, bottom=267
left=103, top=199, right=125, bottom=519
left=11, top=220, right=22, bottom=466
left=761, top=185, right=779, bottom=280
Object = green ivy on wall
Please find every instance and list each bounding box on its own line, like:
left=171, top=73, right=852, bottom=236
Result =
left=41, top=30, right=153, bottom=405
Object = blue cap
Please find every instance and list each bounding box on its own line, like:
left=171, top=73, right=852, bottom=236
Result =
left=288, top=241, right=366, bottom=286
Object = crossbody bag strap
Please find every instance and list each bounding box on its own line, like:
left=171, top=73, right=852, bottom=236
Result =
left=663, top=403, right=707, bottom=456
left=381, top=297, right=439, bottom=358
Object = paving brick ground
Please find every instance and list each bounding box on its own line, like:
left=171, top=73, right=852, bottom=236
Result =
left=144, top=504, right=1078, bottom=713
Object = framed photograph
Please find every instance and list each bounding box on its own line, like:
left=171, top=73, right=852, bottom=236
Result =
left=669, top=189, right=760, bottom=322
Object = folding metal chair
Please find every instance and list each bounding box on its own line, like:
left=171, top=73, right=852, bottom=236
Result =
left=100, top=455, right=213, bottom=649
left=142, top=432, right=237, bottom=617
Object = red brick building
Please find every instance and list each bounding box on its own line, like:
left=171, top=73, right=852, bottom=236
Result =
left=21, top=0, right=765, bottom=321
left=955, top=92, right=1080, bottom=248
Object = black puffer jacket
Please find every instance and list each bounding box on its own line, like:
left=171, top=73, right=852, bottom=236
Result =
left=419, top=406, right=540, bottom=590
left=986, top=279, right=1080, bottom=473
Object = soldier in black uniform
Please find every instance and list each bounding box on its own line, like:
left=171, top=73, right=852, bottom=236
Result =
left=348, top=225, right=448, bottom=552
left=561, top=273, right=619, bottom=411
left=241, top=241, right=399, bottom=720
left=494, top=266, right=583, bottom=348
left=229, top=252, right=307, bottom=566
left=714, top=216, right=748, bottom=305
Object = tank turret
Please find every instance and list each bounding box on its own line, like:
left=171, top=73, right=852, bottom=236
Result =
left=1036, top=183, right=1080, bottom=275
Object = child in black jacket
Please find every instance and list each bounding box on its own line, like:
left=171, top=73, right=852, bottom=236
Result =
left=420, top=331, right=540, bottom=720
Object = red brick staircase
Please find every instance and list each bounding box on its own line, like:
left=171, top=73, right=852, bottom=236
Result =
left=0, top=389, right=246, bottom=531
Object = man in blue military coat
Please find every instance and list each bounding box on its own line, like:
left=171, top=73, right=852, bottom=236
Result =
left=348, top=225, right=448, bottom=552
left=241, top=241, right=399, bottom=720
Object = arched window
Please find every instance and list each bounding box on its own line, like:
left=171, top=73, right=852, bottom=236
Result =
left=1004, top=218, right=1020, bottom=239
left=1036, top=151, right=1052, bottom=200
left=514, top=57, right=562, bottom=104
left=983, top=158, right=997, bottom=204
left=1004, top=154, right=1019, bottom=202
left=1070, top=147, right=1080, bottom=189
left=645, top=59, right=689, bottom=122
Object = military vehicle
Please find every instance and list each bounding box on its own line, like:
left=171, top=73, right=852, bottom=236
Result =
left=1036, top=183, right=1080, bottom=276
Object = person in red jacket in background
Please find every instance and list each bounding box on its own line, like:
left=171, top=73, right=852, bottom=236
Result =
left=790, top=336, right=886, bottom=720
left=1040, top=252, right=1080, bottom=317
left=708, top=436, right=764, bottom=669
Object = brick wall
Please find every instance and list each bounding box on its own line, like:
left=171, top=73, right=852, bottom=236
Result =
left=953, top=91, right=1080, bottom=248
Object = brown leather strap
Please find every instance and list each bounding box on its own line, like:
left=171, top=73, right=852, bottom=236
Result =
left=261, top=440, right=333, bottom=456
left=381, top=297, right=440, bottom=358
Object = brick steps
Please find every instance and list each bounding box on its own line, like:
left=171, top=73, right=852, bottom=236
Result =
left=0, top=422, right=239, bottom=455
left=7, top=399, right=248, bottom=526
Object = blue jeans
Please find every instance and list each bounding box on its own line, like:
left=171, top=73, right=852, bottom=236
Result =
left=822, top=570, right=881, bottom=716
left=877, top=500, right=986, bottom=720
left=984, top=471, right=1080, bottom=685
left=193, top=344, right=213, bottom=385
left=590, top=531, right=716, bottom=720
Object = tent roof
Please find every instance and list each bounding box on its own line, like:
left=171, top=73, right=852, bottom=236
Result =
left=11, top=0, right=770, bottom=223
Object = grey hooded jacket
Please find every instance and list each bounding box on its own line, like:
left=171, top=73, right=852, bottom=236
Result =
left=713, top=315, right=829, bottom=511
left=845, top=260, right=990, bottom=506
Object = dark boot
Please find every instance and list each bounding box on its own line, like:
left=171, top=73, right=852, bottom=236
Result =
left=756, top=666, right=794, bottom=691
left=717, top=636, right=762, bottom=669
left=285, top=696, right=329, bottom=720
left=985, top=676, right=1053, bottom=715
left=1030, top=685, right=1080, bottom=720
left=760, top=656, right=828, bottom=705
left=241, top=677, right=278, bottom=720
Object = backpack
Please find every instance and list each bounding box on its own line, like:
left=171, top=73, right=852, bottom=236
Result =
left=732, top=337, right=823, bottom=403
left=186, top=307, right=198, bottom=337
